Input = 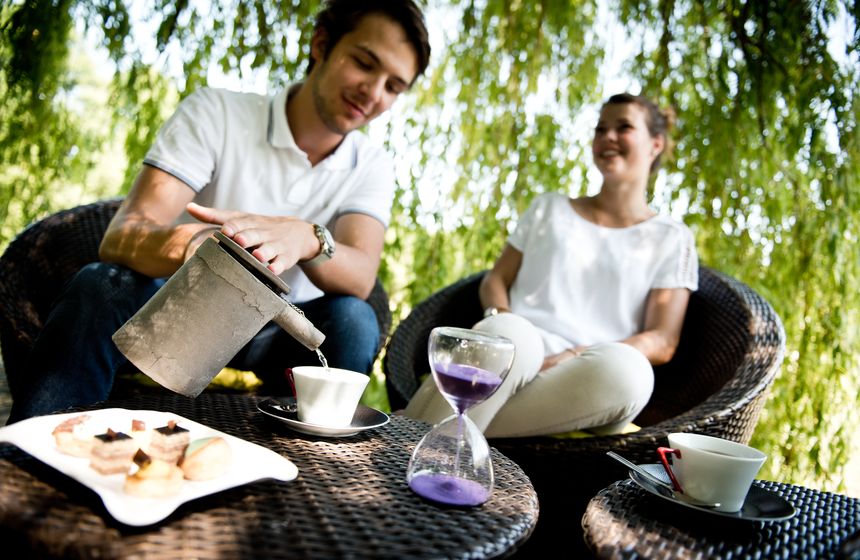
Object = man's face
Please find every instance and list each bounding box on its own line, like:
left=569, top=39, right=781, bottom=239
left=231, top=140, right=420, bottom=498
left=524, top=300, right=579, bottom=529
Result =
left=309, top=13, right=419, bottom=136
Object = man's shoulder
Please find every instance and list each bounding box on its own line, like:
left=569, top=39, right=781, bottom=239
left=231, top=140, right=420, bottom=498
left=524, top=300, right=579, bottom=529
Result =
left=345, top=128, right=385, bottom=152
left=342, top=129, right=395, bottom=167
left=180, top=87, right=270, bottom=115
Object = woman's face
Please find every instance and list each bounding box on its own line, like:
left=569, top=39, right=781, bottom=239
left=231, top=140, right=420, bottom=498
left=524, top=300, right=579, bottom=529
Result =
left=591, top=103, right=664, bottom=184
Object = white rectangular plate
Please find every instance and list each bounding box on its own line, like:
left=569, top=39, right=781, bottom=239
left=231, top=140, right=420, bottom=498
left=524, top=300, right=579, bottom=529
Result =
left=0, top=408, right=298, bottom=526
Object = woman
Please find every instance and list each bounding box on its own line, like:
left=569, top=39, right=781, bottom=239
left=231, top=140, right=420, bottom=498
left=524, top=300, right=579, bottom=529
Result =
left=404, top=93, right=698, bottom=437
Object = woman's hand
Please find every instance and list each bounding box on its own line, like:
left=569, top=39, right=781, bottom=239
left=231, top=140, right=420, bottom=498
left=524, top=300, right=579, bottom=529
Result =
left=540, top=346, right=587, bottom=372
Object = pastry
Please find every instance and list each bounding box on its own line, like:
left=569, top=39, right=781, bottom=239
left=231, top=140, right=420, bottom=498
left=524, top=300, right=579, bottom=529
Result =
left=180, top=436, right=232, bottom=480
left=52, top=414, right=96, bottom=457
left=124, top=449, right=184, bottom=498
left=148, top=420, right=190, bottom=464
left=90, top=428, right=137, bottom=474
left=130, top=419, right=150, bottom=452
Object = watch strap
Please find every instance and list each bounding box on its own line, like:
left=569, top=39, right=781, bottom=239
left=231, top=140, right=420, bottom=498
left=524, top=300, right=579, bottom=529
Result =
left=304, top=224, right=335, bottom=266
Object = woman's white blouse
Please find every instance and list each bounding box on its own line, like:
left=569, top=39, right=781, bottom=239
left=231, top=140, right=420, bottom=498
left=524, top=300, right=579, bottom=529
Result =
left=507, top=192, right=698, bottom=355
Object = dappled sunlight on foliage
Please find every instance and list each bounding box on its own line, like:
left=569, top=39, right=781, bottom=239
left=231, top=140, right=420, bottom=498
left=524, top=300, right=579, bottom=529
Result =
left=0, top=0, right=857, bottom=494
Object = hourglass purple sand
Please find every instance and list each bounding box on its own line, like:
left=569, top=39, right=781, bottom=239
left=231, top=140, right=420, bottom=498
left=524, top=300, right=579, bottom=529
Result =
left=408, top=364, right=502, bottom=505
left=407, top=327, right=514, bottom=507
left=435, top=364, right=503, bottom=413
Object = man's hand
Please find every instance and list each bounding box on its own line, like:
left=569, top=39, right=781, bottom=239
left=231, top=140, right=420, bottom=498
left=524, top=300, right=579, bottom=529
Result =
left=187, top=202, right=319, bottom=275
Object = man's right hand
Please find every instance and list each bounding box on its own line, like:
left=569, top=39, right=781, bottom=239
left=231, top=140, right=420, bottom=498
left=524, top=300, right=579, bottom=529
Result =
left=186, top=203, right=320, bottom=276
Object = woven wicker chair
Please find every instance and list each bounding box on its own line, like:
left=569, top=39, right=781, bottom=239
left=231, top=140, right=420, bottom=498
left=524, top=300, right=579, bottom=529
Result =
left=0, top=200, right=392, bottom=396
left=384, top=267, right=785, bottom=554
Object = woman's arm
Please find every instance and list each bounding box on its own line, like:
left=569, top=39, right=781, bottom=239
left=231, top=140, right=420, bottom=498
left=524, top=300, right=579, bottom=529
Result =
left=540, top=288, right=690, bottom=372
left=622, top=287, right=691, bottom=365
left=479, top=244, right=523, bottom=313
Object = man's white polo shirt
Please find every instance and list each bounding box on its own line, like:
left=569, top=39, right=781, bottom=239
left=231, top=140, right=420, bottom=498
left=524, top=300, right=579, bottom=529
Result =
left=143, top=87, right=396, bottom=303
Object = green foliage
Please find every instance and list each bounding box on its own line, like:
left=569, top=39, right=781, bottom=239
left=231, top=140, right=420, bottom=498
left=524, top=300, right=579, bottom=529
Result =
left=0, top=0, right=857, bottom=493
left=384, top=0, right=604, bottom=320
left=0, top=0, right=101, bottom=241
left=616, top=0, right=859, bottom=489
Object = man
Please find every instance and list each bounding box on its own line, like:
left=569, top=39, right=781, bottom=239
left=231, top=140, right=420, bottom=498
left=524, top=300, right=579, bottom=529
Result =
left=7, top=0, right=430, bottom=423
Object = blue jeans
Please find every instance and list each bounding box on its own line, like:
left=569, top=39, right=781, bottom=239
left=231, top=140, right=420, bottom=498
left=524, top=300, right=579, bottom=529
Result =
left=7, top=262, right=379, bottom=423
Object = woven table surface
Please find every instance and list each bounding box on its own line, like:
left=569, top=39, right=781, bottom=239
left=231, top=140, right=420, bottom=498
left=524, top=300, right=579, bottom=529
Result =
left=582, top=478, right=860, bottom=559
left=0, top=393, right=538, bottom=559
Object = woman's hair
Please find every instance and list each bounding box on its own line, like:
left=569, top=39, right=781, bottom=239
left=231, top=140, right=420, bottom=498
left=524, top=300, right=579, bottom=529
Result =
left=308, top=0, right=431, bottom=85
left=604, top=93, right=676, bottom=173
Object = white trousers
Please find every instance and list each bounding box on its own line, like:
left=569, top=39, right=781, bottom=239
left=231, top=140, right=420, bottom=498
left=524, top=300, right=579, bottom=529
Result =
left=403, top=313, right=655, bottom=438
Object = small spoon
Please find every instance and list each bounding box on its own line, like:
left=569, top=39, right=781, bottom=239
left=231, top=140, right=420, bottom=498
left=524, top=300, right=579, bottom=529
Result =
left=271, top=399, right=298, bottom=413
left=606, top=451, right=721, bottom=509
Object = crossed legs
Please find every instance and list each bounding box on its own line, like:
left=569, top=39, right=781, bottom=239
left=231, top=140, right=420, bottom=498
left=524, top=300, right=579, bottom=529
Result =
left=403, top=313, right=654, bottom=438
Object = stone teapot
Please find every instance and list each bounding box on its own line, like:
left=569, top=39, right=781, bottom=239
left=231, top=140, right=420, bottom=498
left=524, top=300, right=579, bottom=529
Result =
left=113, top=231, right=325, bottom=397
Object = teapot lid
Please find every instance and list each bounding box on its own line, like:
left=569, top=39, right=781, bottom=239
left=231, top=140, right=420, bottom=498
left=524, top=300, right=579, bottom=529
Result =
left=214, top=231, right=291, bottom=296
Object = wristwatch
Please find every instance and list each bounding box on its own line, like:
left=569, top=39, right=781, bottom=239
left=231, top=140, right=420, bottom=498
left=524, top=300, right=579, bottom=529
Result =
left=483, top=306, right=510, bottom=318
left=304, top=223, right=335, bottom=266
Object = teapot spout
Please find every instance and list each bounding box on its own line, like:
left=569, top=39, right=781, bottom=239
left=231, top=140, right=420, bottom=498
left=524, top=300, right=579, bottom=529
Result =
left=274, top=300, right=325, bottom=351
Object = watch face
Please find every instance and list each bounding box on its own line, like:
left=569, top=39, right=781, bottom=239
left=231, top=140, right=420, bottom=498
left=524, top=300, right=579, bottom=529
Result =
left=320, top=226, right=334, bottom=255
left=316, top=225, right=334, bottom=257
left=307, top=224, right=334, bottom=265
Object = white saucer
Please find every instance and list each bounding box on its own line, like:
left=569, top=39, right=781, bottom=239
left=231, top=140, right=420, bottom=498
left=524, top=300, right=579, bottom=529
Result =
left=257, top=397, right=390, bottom=437
left=629, top=463, right=797, bottom=522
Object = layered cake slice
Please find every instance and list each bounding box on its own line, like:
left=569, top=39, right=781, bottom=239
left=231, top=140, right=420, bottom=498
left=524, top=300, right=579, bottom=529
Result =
left=90, top=428, right=137, bottom=474
left=148, top=420, right=190, bottom=464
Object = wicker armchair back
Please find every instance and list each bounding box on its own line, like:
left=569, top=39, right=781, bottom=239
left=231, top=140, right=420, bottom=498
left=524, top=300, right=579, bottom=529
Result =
left=0, top=200, right=392, bottom=386
left=383, top=267, right=785, bottom=554
left=0, top=200, right=123, bottom=381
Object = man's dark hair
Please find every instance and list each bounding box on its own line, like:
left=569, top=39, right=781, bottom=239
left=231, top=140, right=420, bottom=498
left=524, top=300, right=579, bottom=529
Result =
left=307, top=0, right=431, bottom=84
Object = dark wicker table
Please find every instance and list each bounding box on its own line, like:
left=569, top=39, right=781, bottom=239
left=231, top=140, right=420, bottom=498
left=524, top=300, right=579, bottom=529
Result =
left=582, top=478, right=860, bottom=559
left=0, top=393, right=538, bottom=559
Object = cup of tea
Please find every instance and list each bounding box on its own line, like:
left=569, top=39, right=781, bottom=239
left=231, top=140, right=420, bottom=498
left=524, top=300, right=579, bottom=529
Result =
left=291, top=366, right=369, bottom=427
left=657, top=432, right=767, bottom=512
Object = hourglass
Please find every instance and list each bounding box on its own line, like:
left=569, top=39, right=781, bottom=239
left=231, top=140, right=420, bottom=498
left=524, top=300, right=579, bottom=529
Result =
left=407, top=326, right=515, bottom=506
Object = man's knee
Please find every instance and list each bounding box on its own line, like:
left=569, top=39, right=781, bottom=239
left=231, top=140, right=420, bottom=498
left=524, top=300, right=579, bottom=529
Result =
left=333, top=295, right=376, bottom=317
left=58, top=262, right=163, bottom=325
left=69, top=262, right=150, bottom=300
left=308, top=296, right=376, bottom=373
left=320, top=295, right=379, bottom=354
left=327, top=296, right=378, bottom=333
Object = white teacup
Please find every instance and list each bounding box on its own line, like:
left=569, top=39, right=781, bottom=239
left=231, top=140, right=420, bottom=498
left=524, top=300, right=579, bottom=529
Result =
left=291, top=366, right=369, bottom=427
left=658, top=433, right=767, bottom=512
